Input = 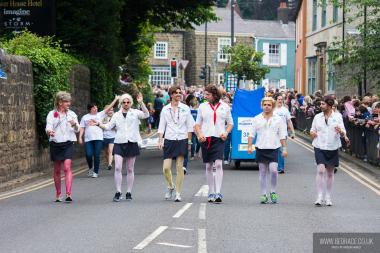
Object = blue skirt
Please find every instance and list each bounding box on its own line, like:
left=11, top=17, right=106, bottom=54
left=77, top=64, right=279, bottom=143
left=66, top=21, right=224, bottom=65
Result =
left=163, top=139, right=188, bottom=159
left=256, top=148, right=279, bottom=163
left=314, top=148, right=339, bottom=167
left=50, top=141, right=74, bottom=161
left=113, top=142, right=140, bottom=158
left=200, top=137, right=224, bottom=163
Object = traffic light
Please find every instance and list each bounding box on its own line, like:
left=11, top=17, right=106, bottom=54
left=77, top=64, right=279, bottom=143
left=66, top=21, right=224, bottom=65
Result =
left=199, top=65, right=207, bottom=80
left=170, top=59, right=177, bottom=78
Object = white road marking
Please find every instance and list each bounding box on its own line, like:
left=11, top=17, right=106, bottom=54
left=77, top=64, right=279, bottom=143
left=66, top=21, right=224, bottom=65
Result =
left=173, top=203, right=193, bottom=218
left=199, top=203, right=206, bottom=220
left=157, top=242, right=192, bottom=248
left=198, top=228, right=207, bottom=253
left=291, top=138, right=380, bottom=196
left=171, top=227, right=194, bottom=231
left=195, top=185, right=209, bottom=197
left=134, top=226, right=168, bottom=250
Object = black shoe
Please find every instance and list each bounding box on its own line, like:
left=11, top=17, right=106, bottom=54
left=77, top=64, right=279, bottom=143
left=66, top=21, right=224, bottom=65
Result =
left=107, top=165, right=112, bottom=170
left=334, top=168, right=338, bottom=174
left=125, top=192, right=132, bottom=200
left=278, top=170, right=285, bottom=174
left=113, top=192, right=122, bottom=202
left=65, top=196, right=73, bottom=202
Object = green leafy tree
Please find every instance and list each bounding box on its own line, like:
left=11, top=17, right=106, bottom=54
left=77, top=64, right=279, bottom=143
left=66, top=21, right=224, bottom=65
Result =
left=225, top=44, right=270, bottom=87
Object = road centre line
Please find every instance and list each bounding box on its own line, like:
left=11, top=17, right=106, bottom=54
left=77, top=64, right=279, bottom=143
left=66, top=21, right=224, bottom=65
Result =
left=156, top=242, right=192, bottom=248
left=173, top=203, right=193, bottom=218
left=199, top=203, right=206, bottom=220
left=198, top=228, right=207, bottom=253
left=133, top=226, right=168, bottom=250
left=0, top=167, right=88, bottom=201
left=171, top=227, right=194, bottom=231
left=195, top=185, right=209, bottom=197
left=290, top=138, right=380, bottom=196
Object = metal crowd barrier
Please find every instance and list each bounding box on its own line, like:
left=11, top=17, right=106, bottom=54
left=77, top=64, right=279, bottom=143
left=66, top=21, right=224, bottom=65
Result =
left=294, top=109, right=379, bottom=165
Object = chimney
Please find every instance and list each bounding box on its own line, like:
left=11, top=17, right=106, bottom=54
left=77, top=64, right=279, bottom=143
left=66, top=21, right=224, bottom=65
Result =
left=277, top=0, right=289, bottom=24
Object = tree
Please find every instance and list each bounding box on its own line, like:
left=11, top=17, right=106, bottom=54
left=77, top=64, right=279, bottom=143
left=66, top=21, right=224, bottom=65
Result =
left=329, top=0, right=380, bottom=94
left=225, top=44, right=270, bottom=87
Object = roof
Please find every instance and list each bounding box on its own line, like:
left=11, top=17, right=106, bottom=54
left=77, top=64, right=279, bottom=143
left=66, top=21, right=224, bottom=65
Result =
left=194, top=8, right=295, bottom=39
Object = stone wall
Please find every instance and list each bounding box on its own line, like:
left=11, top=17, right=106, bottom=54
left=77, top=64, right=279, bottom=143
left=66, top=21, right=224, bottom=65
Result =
left=0, top=52, right=90, bottom=184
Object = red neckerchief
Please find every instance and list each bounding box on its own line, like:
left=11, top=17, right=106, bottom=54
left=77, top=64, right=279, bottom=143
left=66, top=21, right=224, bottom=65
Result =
left=207, top=102, right=221, bottom=149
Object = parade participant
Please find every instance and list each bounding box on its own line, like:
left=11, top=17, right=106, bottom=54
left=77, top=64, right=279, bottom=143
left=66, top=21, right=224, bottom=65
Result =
left=158, top=86, right=195, bottom=202
left=46, top=91, right=80, bottom=202
left=273, top=93, right=295, bottom=173
left=101, top=106, right=116, bottom=170
left=99, top=93, right=149, bottom=202
left=79, top=96, right=119, bottom=178
left=310, top=96, right=349, bottom=206
left=248, top=97, right=288, bottom=204
left=194, top=84, right=233, bottom=203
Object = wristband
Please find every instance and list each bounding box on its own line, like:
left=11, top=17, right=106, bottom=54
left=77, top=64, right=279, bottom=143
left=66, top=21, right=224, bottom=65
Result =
left=188, top=140, right=192, bottom=145
left=282, top=147, right=287, bottom=151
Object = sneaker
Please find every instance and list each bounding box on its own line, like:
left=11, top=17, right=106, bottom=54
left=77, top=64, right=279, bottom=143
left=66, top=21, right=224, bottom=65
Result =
left=325, top=198, right=333, bottom=206
left=260, top=195, right=269, bottom=204
left=208, top=193, right=216, bottom=202
left=278, top=170, right=285, bottom=174
left=223, top=160, right=229, bottom=165
left=87, top=170, right=93, bottom=177
left=107, top=165, right=112, bottom=170
left=215, top=193, right=223, bottom=203
left=165, top=187, right=175, bottom=200
left=65, top=196, right=73, bottom=202
left=183, top=167, right=187, bottom=175
left=270, top=192, right=278, bottom=203
left=55, top=196, right=62, bottom=202
left=125, top=192, right=132, bottom=200
left=190, top=156, right=195, bottom=161
left=334, top=168, right=338, bottom=174
left=314, top=196, right=323, bottom=206
left=174, top=192, right=182, bottom=202
left=91, top=172, right=98, bottom=178
left=113, top=192, right=122, bottom=202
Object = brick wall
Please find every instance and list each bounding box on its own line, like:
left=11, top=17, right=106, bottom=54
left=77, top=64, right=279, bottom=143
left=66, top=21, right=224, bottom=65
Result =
left=0, top=52, right=90, bottom=184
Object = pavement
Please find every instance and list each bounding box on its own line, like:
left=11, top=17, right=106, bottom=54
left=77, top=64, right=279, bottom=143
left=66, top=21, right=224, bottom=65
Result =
left=0, top=136, right=379, bottom=253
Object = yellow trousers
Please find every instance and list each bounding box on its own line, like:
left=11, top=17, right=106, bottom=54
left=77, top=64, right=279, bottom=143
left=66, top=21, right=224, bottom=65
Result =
left=163, top=156, right=184, bottom=193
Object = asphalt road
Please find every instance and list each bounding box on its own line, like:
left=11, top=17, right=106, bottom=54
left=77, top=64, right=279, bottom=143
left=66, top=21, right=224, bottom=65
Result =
left=0, top=139, right=379, bottom=253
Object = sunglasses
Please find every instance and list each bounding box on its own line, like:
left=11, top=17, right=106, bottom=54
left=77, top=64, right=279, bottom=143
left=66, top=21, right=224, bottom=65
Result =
left=122, top=101, right=131, bottom=104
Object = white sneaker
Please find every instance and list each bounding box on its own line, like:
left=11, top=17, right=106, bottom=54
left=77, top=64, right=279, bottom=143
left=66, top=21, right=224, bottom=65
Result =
left=91, top=172, right=99, bottom=178
left=183, top=167, right=187, bottom=175
left=223, top=160, right=229, bottom=165
left=165, top=187, right=175, bottom=200
left=325, top=198, right=333, bottom=206
left=87, top=170, right=93, bottom=177
left=174, top=192, right=182, bottom=202
left=314, top=196, right=323, bottom=206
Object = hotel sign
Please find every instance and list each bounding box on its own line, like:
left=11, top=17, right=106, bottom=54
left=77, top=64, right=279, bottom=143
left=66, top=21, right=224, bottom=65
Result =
left=0, top=0, right=56, bottom=36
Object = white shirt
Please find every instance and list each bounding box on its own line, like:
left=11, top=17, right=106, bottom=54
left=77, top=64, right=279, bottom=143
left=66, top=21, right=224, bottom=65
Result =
left=101, top=115, right=116, bottom=139
left=311, top=111, right=346, bottom=150
left=249, top=113, right=287, bottom=149
left=195, top=101, right=233, bottom=138
left=45, top=110, right=79, bottom=143
left=103, top=109, right=149, bottom=144
left=274, top=106, right=291, bottom=134
left=158, top=102, right=195, bottom=140
left=80, top=111, right=106, bottom=142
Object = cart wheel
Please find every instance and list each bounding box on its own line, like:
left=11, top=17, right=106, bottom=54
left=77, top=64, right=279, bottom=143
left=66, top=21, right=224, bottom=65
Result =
left=234, top=160, right=241, bottom=169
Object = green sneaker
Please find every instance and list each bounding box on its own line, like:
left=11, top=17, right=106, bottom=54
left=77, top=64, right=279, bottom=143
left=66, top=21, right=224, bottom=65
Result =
left=270, top=192, right=278, bottom=203
left=260, top=195, right=268, bottom=204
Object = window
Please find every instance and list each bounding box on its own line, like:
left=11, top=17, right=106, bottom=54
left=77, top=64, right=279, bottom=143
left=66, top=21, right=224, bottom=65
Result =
left=308, top=58, right=317, bottom=94
left=217, top=73, right=225, bottom=86
left=218, top=38, right=231, bottom=62
left=149, top=66, right=172, bottom=85
left=321, top=0, right=327, bottom=28
left=269, top=44, right=280, bottom=65
left=327, top=62, right=336, bottom=92
left=333, top=4, right=338, bottom=23
left=269, top=79, right=280, bottom=89
left=154, top=42, right=168, bottom=59
left=312, top=0, right=317, bottom=31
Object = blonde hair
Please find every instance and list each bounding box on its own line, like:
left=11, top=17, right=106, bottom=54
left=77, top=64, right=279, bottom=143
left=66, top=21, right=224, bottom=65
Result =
left=54, top=91, right=71, bottom=109
left=261, top=97, right=275, bottom=107
left=118, top=93, right=133, bottom=108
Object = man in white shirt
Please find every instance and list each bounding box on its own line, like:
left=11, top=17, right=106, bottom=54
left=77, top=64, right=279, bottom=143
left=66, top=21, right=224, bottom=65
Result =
left=248, top=97, right=288, bottom=204
left=273, top=93, right=295, bottom=173
left=310, top=96, right=349, bottom=206
left=158, top=86, right=195, bottom=202
left=194, top=84, right=233, bottom=203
